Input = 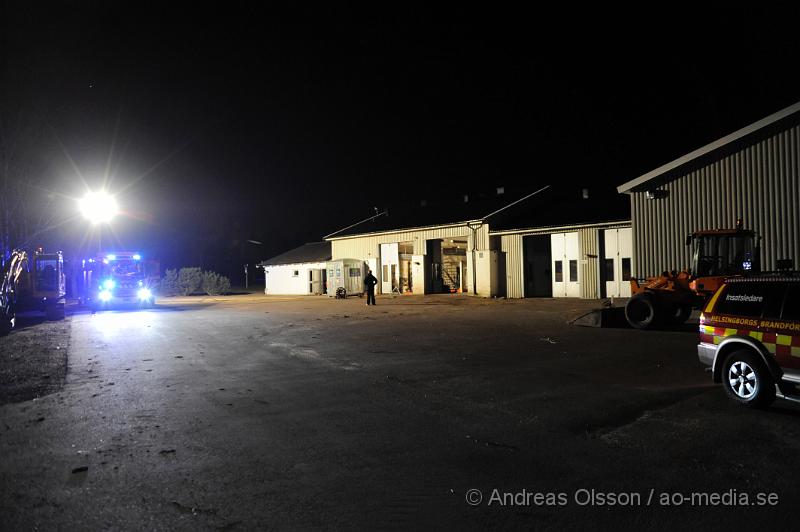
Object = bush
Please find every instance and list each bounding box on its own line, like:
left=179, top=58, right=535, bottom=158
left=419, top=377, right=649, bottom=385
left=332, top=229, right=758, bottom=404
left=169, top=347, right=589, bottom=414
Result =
left=217, top=275, right=231, bottom=295
left=160, top=269, right=179, bottom=296
left=177, top=267, right=203, bottom=296
left=202, top=271, right=231, bottom=296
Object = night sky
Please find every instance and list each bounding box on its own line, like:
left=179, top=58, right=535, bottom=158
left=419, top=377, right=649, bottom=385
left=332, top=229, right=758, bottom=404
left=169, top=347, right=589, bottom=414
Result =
left=3, top=5, right=800, bottom=280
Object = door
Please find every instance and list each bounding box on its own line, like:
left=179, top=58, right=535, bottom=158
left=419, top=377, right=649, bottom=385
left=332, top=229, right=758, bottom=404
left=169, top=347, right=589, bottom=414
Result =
left=380, top=243, right=399, bottom=294
left=551, top=232, right=580, bottom=297
left=603, top=228, right=632, bottom=298
left=523, top=235, right=552, bottom=297
left=310, top=269, right=324, bottom=294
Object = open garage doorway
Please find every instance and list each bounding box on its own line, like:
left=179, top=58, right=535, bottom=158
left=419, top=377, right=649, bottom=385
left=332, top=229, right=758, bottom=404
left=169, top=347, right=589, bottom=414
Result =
left=523, top=235, right=552, bottom=297
left=441, top=239, right=467, bottom=293
left=398, top=241, right=414, bottom=294
left=426, top=239, right=468, bottom=293
left=380, top=242, right=414, bottom=294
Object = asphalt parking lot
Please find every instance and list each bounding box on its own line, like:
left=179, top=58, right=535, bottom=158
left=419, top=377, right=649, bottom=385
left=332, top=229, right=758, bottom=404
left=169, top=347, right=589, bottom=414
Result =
left=2, top=293, right=800, bottom=530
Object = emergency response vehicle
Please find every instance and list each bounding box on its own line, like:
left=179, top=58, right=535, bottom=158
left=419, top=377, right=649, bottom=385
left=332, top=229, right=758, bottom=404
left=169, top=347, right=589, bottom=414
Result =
left=697, top=274, right=800, bottom=407
left=80, top=251, right=159, bottom=310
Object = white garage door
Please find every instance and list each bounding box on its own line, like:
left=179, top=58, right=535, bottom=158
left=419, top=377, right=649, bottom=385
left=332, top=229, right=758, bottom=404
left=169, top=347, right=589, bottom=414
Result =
left=551, top=232, right=580, bottom=297
left=603, top=228, right=632, bottom=298
left=379, top=243, right=398, bottom=294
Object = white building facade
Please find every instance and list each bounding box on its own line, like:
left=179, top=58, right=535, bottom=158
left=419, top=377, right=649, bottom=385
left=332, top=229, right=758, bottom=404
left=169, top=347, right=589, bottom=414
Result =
left=259, top=242, right=331, bottom=295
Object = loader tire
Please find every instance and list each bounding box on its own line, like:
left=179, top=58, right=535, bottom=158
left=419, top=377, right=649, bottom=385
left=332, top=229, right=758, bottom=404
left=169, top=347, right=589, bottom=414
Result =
left=46, top=303, right=65, bottom=321
left=668, top=304, right=692, bottom=326
left=625, top=293, right=659, bottom=330
left=0, top=311, right=14, bottom=336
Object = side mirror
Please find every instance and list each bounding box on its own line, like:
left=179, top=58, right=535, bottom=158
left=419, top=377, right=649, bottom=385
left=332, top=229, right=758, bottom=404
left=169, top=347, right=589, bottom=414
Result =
left=685, top=235, right=693, bottom=246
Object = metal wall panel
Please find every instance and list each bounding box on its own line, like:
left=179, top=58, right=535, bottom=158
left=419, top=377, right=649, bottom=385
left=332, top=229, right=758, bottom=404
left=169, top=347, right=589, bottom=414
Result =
left=500, top=234, right=524, bottom=298
left=630, top=123, right=800, bottom=277
left=578, top=227, right=600, bottom=299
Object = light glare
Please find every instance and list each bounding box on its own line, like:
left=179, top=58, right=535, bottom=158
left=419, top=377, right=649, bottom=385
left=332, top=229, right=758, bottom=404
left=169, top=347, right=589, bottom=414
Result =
left=79, top=191, right=118, bottom=224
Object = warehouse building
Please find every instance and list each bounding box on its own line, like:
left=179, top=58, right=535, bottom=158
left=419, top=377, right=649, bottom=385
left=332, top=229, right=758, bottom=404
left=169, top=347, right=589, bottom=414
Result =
left=325, top=186, right=630, bottom=299
left=618, top=100, right=800, bottom=277
left=259, top=241, right=331, bottom=295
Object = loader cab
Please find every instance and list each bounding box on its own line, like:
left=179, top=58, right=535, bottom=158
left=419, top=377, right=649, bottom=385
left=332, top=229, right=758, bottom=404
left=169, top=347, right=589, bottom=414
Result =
left=688, top=227, right=760, bottom=278
left=31, top=250, right=66, bottom=298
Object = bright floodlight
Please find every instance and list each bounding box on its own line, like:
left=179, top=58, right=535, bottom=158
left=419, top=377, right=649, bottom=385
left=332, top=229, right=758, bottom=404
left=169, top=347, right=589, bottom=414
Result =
left=79, top=191, right=118, bottom=224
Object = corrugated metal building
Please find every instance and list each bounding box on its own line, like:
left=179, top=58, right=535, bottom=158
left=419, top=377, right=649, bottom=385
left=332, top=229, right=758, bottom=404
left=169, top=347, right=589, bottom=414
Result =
left=328, top=220, right=491, bottom=296
left=325, top=187, right=631, bottom=298
left=618, top=101, right=800, bottom=277
left=493, top=221, right=632, bottom=299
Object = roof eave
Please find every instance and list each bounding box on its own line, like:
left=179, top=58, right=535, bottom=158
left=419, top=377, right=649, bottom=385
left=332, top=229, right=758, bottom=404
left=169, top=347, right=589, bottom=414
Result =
left=617, top=100, right=800, bottom=194
left=325, top=219, right=485, bottom=240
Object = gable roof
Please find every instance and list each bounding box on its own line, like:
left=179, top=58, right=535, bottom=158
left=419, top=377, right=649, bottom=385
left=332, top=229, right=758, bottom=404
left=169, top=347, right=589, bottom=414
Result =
left=617, top=100, right=800, bottom=194
left=259, top=242, right=331, bottom=266
left=324, top=185, right=630, bottom=239
left=322, top=190, right=513, bottom=239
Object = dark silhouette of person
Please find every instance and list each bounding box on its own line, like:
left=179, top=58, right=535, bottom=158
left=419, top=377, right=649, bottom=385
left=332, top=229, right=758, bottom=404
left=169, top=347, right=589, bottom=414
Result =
left=364, top=269, right=378, bottom=306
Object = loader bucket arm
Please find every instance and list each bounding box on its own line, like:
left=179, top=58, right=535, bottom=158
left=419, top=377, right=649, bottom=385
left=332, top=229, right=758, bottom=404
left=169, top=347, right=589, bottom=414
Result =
left=1, top=250, right=28, bottom=332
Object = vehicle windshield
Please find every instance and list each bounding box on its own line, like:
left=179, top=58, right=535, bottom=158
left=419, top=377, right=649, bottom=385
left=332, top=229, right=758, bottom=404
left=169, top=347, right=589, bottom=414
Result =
left=108, top=259, right=144, bottom=279
left=35, top=259, right=59, bottom=291
left=692, top=235, right=756, bottom=277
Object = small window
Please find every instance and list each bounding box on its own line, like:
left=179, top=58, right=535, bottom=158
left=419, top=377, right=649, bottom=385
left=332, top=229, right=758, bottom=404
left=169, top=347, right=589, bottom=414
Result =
left=569, top=260, right=578, bottom=282
left=783, top=284, right=800, bottom=321
left=383, top=265, right=389, bottom=280
left=604, top=259, right=615, bottom=282
left=328, top=269, right=334, bottom=278
left=293, top=270, right=299, bottom=277
left=309, top=271, right=314, bottom=281
left=554, top=261, right=563, bottom=283
left=621, top=258, right=632, bottom=281
left=349, top=268, right=361, bottom=277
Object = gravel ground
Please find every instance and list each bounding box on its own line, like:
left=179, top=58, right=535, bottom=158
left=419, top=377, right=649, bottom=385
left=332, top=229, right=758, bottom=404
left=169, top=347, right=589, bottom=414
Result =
left=0, top=314, right=70, bottom=405
left=3, top=294, right=799, bottom=530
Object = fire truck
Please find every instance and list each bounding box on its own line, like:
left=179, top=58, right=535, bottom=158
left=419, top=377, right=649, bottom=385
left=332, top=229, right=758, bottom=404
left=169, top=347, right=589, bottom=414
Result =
left=80, top=251, right=159, bottom=310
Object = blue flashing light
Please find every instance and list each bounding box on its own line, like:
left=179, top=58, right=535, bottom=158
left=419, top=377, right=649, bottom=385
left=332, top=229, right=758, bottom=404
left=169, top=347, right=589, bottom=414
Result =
left=106, top=254, right=117, bottom=261
left=133, top=254, right=141, bottom=260
left=103, top=279, right=116, bottom=290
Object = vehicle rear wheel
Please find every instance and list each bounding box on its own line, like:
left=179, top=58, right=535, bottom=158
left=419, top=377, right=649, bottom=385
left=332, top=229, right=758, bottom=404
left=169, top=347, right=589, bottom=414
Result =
left=722, top=350, right=775, bottom=408
left=625, top=293, right=658, bottom=329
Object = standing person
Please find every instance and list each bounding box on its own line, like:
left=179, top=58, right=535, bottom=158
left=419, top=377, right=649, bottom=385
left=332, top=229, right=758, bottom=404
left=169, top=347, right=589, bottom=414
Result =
left=364, top=269, right=378, bottom=306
